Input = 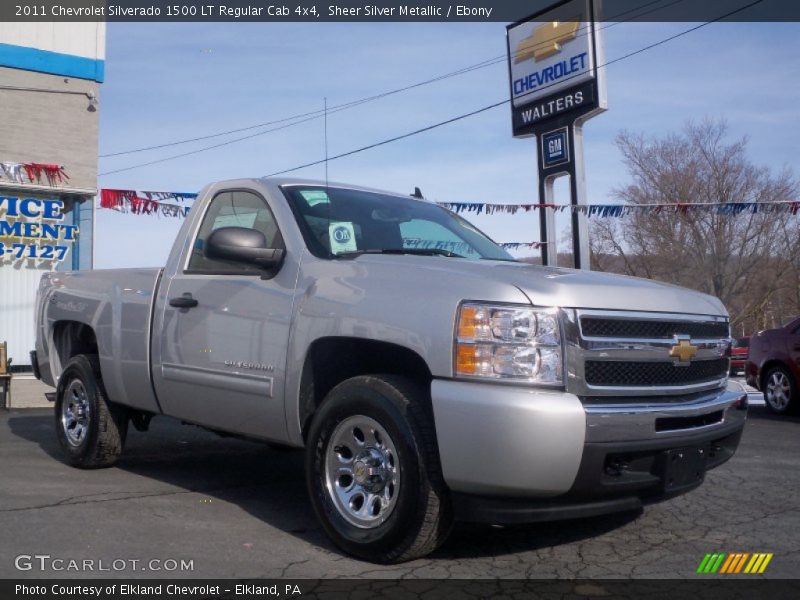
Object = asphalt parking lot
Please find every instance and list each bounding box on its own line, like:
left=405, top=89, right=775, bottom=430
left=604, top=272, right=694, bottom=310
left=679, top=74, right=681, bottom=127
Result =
left=1, top=389, right=798, bottom=580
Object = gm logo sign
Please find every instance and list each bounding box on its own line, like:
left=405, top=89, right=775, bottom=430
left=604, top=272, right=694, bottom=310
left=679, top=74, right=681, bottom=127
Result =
left=541, top=127, right=570, bottom=169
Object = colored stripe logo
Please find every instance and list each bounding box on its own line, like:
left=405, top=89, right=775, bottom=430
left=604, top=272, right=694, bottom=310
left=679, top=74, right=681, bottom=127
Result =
left=697, top=552, right=773, bottom=574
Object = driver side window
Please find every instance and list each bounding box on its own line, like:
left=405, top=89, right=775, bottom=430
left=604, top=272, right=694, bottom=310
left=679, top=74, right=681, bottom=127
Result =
left=187, top=190, right=283, bottom=273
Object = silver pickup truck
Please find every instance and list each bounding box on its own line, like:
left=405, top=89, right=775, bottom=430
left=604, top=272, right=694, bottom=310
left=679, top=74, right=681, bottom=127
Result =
left=33, top=177, right=747, bottom=563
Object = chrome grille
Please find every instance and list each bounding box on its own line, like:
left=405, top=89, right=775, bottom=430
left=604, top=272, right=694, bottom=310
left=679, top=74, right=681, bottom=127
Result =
left=564, top=309, right=730, bottom=399
left=585, top=358, right=729, bottom=387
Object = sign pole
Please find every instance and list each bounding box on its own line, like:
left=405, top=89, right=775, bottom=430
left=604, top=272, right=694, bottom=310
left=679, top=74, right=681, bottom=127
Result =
left=570, top=123, right=590, bottom=269
left=538, top=172, right=558, bottom=266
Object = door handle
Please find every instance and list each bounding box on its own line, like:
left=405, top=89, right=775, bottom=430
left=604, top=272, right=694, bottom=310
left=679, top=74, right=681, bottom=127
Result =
left=169, top=294, right=198, bottom=309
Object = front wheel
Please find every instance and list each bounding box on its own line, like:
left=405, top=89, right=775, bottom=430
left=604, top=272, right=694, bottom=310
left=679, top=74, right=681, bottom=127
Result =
left=55, top=354, right=128, bottom=468
left=305, top=375, right=452, bottom=563
left=763, top=365, right=797, bottom=415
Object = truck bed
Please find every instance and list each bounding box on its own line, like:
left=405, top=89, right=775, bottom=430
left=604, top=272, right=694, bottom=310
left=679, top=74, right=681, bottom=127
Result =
left=36, top=268, right=163, bottom=414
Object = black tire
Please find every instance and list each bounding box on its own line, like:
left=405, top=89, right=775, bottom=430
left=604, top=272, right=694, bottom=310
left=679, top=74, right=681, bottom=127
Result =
left=305, top=375, right=453, bottom=563
left=763, top=364, right=798, bottom=415
left=55, top=354, right=128, bottom=468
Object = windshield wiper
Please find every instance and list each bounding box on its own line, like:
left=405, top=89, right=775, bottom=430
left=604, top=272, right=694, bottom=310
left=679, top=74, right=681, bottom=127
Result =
left=335, top=248, right=464, bottom=259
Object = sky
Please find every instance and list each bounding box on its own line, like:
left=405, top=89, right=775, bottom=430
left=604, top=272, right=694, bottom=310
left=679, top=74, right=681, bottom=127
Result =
left=94, top=19, right=800, bottom=268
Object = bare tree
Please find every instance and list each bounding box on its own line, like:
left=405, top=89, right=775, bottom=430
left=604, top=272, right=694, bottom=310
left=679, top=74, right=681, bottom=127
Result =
left=590, top=119, right=799, bottom=332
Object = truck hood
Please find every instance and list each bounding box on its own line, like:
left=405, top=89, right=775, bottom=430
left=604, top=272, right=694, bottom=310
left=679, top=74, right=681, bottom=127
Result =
left=355, top=256, right=728, bottom=316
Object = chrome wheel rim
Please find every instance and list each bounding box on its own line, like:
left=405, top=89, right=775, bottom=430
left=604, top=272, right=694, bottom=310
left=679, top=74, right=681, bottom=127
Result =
left=61, top=379, right=91, bottom=447
left=324, top=415, right=400, bottom=529
left=766, top=371, right=791, bottom=411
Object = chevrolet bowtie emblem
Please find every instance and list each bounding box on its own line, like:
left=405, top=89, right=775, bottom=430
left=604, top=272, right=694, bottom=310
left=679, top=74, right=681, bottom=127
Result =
left=515, top=17, right=581, bottom=63
left=670, top=339, right=698, bottom=363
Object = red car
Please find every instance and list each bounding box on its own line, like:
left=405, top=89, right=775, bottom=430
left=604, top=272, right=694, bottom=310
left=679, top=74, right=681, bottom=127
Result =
left=729, top=336, right=750, bottom=376
left=746, top=317, right=800, bottom=414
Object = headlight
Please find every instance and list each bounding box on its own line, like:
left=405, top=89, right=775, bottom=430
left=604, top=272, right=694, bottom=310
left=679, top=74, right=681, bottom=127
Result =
left=455, top=302, right=563, bottom=385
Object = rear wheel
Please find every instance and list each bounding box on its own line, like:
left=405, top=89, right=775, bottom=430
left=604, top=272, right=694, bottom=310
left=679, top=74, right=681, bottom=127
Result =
left=763, top=365, right=797, bottom=415
left=55, top=354, right=128, bottom=468
left=305, top=375, right=452, bottom=563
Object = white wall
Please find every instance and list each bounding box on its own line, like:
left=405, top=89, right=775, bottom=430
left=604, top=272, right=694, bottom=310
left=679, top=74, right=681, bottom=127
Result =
left=0, top=22, right=106, bottom=60
left=0, top=263, right=51, bottom=369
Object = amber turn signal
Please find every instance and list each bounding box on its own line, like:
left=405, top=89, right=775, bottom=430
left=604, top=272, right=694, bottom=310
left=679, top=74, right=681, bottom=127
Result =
left=457, top=306, right=479, bottom=339
left=456, top=343, right=478, bottom=375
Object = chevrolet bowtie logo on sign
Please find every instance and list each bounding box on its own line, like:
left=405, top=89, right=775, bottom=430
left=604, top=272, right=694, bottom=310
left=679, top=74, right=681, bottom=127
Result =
left=515, top=17, right=581, bottom=63
left=697, top=552, right=773, bottom=574
left=670, top=339, right=698, bottom=363
left=506, top=0, right=606, bottom=123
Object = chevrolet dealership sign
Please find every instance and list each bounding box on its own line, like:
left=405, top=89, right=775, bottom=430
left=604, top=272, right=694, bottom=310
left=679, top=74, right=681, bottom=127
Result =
left=507, top=0, right=606, bottom=137
left=510, top=15, right=590, bottom=104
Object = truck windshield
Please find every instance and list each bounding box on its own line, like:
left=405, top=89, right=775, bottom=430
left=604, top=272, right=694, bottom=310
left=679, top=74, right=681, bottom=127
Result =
left=282, top=186, right=515, bottom=261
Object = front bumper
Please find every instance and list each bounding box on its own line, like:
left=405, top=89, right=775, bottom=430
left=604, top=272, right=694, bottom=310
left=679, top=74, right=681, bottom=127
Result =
left=431, top=379, right=747, bottom=524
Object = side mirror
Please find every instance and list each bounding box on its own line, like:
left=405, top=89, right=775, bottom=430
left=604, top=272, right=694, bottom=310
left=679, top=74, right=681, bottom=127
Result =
left=204, top=227, right=284, bottom=269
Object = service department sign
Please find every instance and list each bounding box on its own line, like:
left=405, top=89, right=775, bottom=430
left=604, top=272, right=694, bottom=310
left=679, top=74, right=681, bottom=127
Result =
left=507, top=0, right=606, bottom=137
left=0, top=196, right=78, bottom=265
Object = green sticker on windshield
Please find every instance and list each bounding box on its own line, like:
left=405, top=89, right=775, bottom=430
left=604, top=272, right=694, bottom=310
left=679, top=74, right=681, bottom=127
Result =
left=300, top=190, right=330, bottom=206
left=329, top=221, right=357, bottom=254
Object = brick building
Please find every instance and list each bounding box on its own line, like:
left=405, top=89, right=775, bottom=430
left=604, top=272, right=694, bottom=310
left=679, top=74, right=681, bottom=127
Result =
left=0, top=23, right=105, bottom=372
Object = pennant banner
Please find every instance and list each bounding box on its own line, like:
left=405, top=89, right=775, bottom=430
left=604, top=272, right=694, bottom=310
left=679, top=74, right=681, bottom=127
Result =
left=99, top=189, right=197, bottom=218
left=437, top=200, right=800, bottom=217
left=436, top=202, right=544, bottom=215
left=98, top=190, right=553, bottom=250
left=94, top=187, right=800, bottom=265
left=0, top=161, right=69, bottom=186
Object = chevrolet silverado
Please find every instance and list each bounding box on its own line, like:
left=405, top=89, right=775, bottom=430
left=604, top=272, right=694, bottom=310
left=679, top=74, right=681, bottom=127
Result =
left=33, top=178, right=747, bottom=563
